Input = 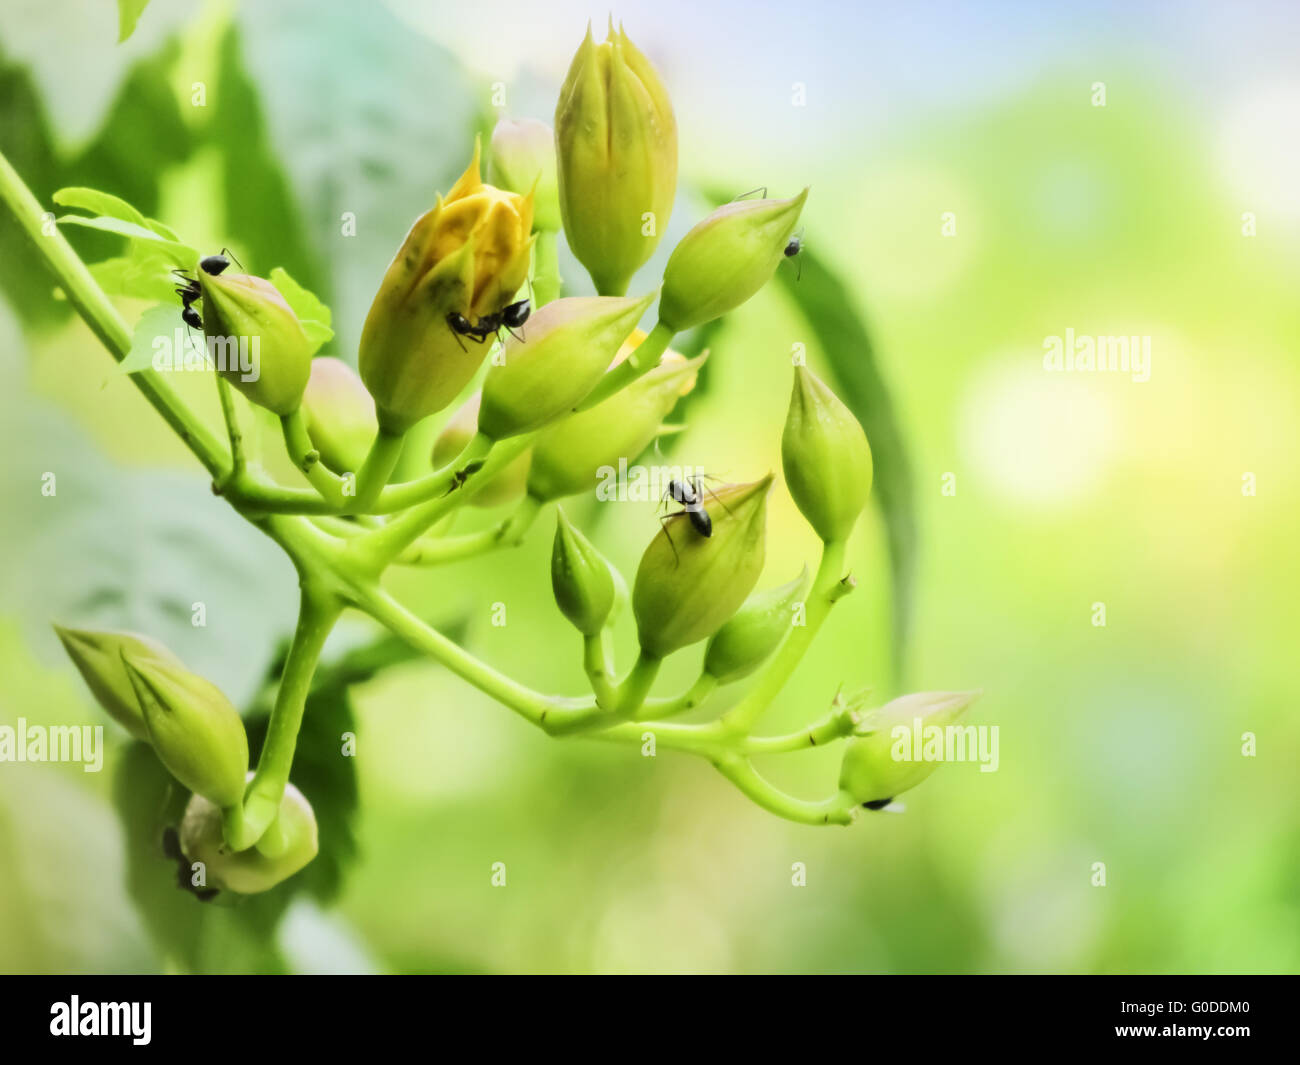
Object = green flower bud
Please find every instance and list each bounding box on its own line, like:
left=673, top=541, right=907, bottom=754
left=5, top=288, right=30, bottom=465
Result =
left=490, top=117, right=560, bottom=233
left=198, top=271, right=313, bottom=416
left=432, top=392, right=531, bottom=508
left=702, top=567, right=809, bottom=684
left=782, top=365, right=873, bottom=542
left=555, top=21, right=677, bottom=296
left=360, top=142, right=536, bottom=432
left=53, top=624, right=182, bottom=742
left=526, top=334, right=702, bottom=501
left=479, top=292, right=655, bottom=439
left=551, top=508, right=617, bottom=635
left=301, top=356, right=378, bottom=474
left=838, top=691, right=981, bottom=806
left=178, top=781, right=318, bottom=895
left=658, top=189, right=808, bottom=332
left=121, top=652, right=249, bottom=808
left=632, top=476, right=771, bottom=658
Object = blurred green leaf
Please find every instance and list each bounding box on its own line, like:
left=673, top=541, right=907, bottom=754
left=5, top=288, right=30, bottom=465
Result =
left=54, top=185, right=182, bottom=241
left=117, top=1, right=152, bottom=44
left=270, top=266, right=333, bottom=356
left=117, top=302, right=184, bottom=373
left=234, top=0, right=481, bottom=356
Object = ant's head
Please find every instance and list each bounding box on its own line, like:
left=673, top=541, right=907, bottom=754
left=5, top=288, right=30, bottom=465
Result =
left=447, top=311, right=474, bottom=335
left=783, top=235, right=802, bottom=258
left=199, top=253, right=230, bottom=276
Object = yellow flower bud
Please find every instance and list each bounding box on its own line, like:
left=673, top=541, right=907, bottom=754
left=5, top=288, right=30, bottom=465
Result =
left=359, top=140, right=535, bottom=432
left=301, top=357, right=378, bottom=474
left=179, top=781, right=318, bottom=894
left=122, top=652, right=249, bottom=808
left=555, top=21, right=677, bottom=296
left=551, top=507, right=616, bottom=635
left=703, top=567, right=809, bottom=684
left=478, top=292, right=654, bottom=440
left=198, top=271, right=313, bottom=415
left=53, top=624, right=182, bottom=742
left=432, top=392, right=531, bottom=508
left=525, top=333, right=701, bottom=501
left=782, top=365, right=873, bottom=543
left=490, top=117, right=560, bottom=232
left=632, top=476, right=771, bottom=658
left=659, top=189, right=808, bottom=332
left=839, top=691, right=981, bottom=806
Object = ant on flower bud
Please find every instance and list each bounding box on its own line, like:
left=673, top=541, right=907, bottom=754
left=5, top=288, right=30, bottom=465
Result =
left=172, top=248, right=244, bottom=330
left=659, top=474, right=734, bottom=560
left=161, top=827, right=218, bottom=902
left=446, top=298, right=533, bottom=351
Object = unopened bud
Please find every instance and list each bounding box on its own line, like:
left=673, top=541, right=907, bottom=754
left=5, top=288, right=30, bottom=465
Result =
left=782, top=365, right=873, bottom=542
left=198, top=271, right=313, bottom=415
left=555, top=21, right=677, bottom=295
left=526, top=333, right=702, bottom=501
left=632, top=476, right=771, bottom=658
left=658, top=189, right=807, bottom=332
left=479, top=292, right=654, bottom=439
left=490, top=117, right=560, bottom=232
left=551, top=507, right=616, bottom=635
left=53, top=625, right=182, bottom=742
left=839, top=691, right=981, bottom=805
left=122, top=652, right=249, bottom=808
left=301, top=357, right=378, bottom=474
left=703, top=567, right=809, bottom=684
left=179, top=780, right=318, bottom=894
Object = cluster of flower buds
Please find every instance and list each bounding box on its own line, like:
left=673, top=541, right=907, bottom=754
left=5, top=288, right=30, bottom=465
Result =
left=53, top=625, right=317, bottom=894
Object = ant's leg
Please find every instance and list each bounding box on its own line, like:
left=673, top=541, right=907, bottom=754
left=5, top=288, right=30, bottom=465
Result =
left=701, top=480, right=734, bottom=517
left=658, top=514, right=681, bottom=565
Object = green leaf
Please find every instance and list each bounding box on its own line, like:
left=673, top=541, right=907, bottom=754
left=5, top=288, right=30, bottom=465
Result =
left=57, top=212, right=196, bottom=266
left=117, top=0, right=152, bottom=44
left=54, top=186, right=149, bottom=228
left=116, top=302, right=188, bottom=374
left=775, top=249, right=917, bottom=682
left=233, top=1, right=481, bottom=356
left=86, top=252, right=180, bottom=304
left=269, top=266, right=333, bottom=356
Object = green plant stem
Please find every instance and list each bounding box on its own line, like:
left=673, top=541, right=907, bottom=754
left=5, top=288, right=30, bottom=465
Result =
left=636, top=673, right=717, bottom=720
left=0, top=148, right=229, bottom=479
left=215, top=375, right=244, bottom=483
left=280, top=408, right=350, bottom=503
left=713, top=758, right=858, bottom=826
left=582, top=630, right=617, bottom=708
left=614, top=651, right=661, bottom=715
left=353, top=427, right=407, bottom=511
left=226, top=584, right=342, bottom=850
left=355, top=433, right=530, bottom=568
left=578, top=319, right=674, bottom=410
left=394, top=497, right=541, bottom=565
left=533, top=230, right=561, bottom=307
left=717, top=539, right=852, bottom=736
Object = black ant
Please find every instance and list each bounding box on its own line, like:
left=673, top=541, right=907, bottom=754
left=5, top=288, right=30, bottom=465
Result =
left=658, top=474, right=734, bottom=561
left=162, top=826, right=218, bottom=902
left=446, top=298, right=531, bottom=351
left=783, top=231, right=803, bottom=281
left=441, top=459, right=486, bottom=496
left=172, top=249, right=244, bottom=330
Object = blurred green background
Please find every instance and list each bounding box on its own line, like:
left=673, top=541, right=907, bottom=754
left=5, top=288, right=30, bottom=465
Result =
left=1, top=0, right=1297, bottom=973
